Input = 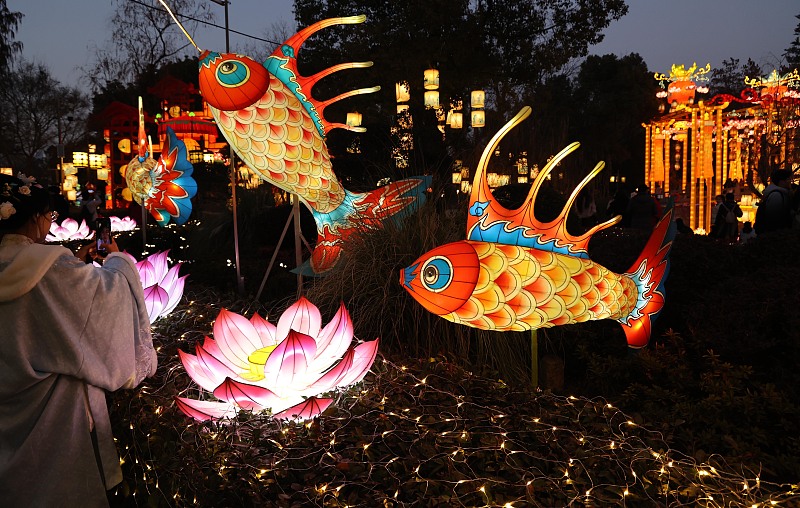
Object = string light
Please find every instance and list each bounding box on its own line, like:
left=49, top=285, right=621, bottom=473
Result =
left=107, top=290, right=800, bottom=507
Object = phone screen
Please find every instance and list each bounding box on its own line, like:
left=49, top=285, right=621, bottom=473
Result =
left=94, top=218, right=112, bottom=257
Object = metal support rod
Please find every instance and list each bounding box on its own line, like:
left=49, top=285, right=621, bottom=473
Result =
left=292, top=195, right=303, bottom=297
left=211, top=0, right=244, bottom=294
left=255, top=206, right=294, bottom=301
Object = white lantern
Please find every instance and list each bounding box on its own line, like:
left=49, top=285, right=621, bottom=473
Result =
left=452, top=172, right=462, bottom=184
left=471, top=90, right=485, bottom=109
left=450, top=112, right=463, bottom=129
left=424, top=90, right=440, bottom=109
left=471, top=110, right=485, bottom=128
left=66, top=189, right=77, bottom=201
left=397, top=104, right=410, bottom=115
left=346, top=112, right=362, bottom=127
left=423, top=68, right=439, bottom=90
left=0, top=167, right=12, bottom=176
left=396, top=82, right=410, bottom=102
left=96, top=168, right=109, bottom=181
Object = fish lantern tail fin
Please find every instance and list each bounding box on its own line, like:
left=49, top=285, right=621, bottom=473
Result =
left=617, top=202, right=677, bottom=348
left=297, top=175, right=432, bottom=275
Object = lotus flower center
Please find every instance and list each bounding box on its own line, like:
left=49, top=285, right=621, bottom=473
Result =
left=241, top=345, right=277, bottom=381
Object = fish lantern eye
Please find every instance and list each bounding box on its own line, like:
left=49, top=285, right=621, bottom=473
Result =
left=199, top=52, right=271, bottom=111
left=420, top=256, right=453, bottom=293
left=216, top=59, right=250, bottom=87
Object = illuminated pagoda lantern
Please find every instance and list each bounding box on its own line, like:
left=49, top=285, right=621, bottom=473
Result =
left=644, top=62, right=800, bottom=233
left=654, top=62, right=711, bottom=112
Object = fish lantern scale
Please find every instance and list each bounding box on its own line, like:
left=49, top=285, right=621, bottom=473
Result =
left=401, top=107, right=676, bottom=348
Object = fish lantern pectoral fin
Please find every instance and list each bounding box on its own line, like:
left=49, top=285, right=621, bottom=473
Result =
left=401, top=242, right=481, bottom=316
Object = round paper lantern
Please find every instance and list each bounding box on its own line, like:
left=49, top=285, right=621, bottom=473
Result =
left=424, top=90, right=440, bottom=109
left=450, top=112, right=463, bottom=129
left=423, top=69, right=439, bottom=90
left=471, top=110, right=485, bottom=128
left=471, top=90, right=485, bottom=109
left=118, top=138, right=132, bottom=154
left=346, top=112, right=362, bottom=127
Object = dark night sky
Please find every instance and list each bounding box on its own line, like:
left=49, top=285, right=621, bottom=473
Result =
left=8, top=0, right=800, bottom=91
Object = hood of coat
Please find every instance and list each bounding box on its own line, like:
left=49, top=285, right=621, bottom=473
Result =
left=0, top=235, right=71, bottom=301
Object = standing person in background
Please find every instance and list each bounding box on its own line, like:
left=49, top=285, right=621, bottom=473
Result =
left=709, top=194, right=724, bottom=238
left=625, top=185, right=659, bottom=231
left=0, top=173, right=156, bottom=507
left=606, top=187, right=630, bottom=225
left=715, top=192, right=743, bottom=243
left=81, top=186, right=102, bottom=226
left=754, top=169, right=793, bottom=235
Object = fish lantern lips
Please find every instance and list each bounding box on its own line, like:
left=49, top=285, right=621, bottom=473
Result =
left=199, top=51, right=270, bottom=111
left=401, top=241, right=480, bottom=315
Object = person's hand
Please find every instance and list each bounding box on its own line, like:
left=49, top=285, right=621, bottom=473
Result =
left=75, top=241, right=94, bottom=260
left=103, top=237, right=119, bottom=253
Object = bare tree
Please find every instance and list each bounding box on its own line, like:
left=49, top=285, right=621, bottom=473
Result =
left=0, top=61, right=89, bottom=180
left=84, top=0, right=214, bottom=92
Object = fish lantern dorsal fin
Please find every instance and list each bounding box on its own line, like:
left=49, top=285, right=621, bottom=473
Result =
left=466, top=107, right=621, bottom=259
left=264, top=15, right=380, bottom=137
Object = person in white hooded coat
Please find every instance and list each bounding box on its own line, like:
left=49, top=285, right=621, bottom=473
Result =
left=0, top=174, right=156, bottom=507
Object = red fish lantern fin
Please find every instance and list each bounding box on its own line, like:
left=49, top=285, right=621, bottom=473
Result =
left=467, top=107, right=533, bottom=234
left=270, top=15, right=367, bottom=62
left=316, top=85, right=381, bottom=133
left=618, top=204, right=677, bottom=348
left=466, top=108, right=620, bottom=257
left=266, top=16, right=379, bottom=136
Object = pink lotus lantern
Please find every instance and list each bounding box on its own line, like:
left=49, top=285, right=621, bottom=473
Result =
left=176, top=297, right=379, bottom=422
left=135, top=250, right=187, bottom=323
left=110, top=216, right=138, bottom=232
left=46, top=218, right=92, bottom=242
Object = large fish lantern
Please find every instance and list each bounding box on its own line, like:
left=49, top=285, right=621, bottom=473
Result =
left=159, top=2, right=430, bottom=274
left=125, top=97, right=197, bottom=226
left=401, top=107, right=676, bottom=348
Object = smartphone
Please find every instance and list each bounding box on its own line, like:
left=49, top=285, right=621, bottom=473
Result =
left=94, top=217, right=112, bottom=257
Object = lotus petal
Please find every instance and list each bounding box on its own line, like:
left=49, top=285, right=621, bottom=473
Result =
left=212, top=377, right=280, bottom=410
left=175, top=397, right=237, bottom=421
left=179, top=348, right=232, bottom=392
left=142, top=284, right=169, bottom=324
left=213, top=308, right=265, bottom=370
left=110, top=216, right=137, bottom=232
left=250, top=313, right=278, bottom=347
left=263, top=329, right=316, bottom=390
left=308, top=302, right=353, bottom=372
left=136, top=258, right=157, bottom=288
left=304, top=347, right=354, bottom=394
left=161, top=271, right=187, bottom=316
left=272, top=396, right=333, bottom=420
left=150, top=250, right=171, bottom=281
left=276, top=296, right=321, bottom=340
left=335, top=338, right=380, bottom=387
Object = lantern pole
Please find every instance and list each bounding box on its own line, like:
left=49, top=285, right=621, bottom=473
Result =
left=210, top=0, right=244, bottom=294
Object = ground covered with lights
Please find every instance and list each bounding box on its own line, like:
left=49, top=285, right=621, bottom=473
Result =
left=106, top=283, right=800, bottom=507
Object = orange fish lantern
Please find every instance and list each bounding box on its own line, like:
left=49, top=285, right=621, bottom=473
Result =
left=158, top=2, right=430, bottom=274
left=401, top=107, right=676, bottom=348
